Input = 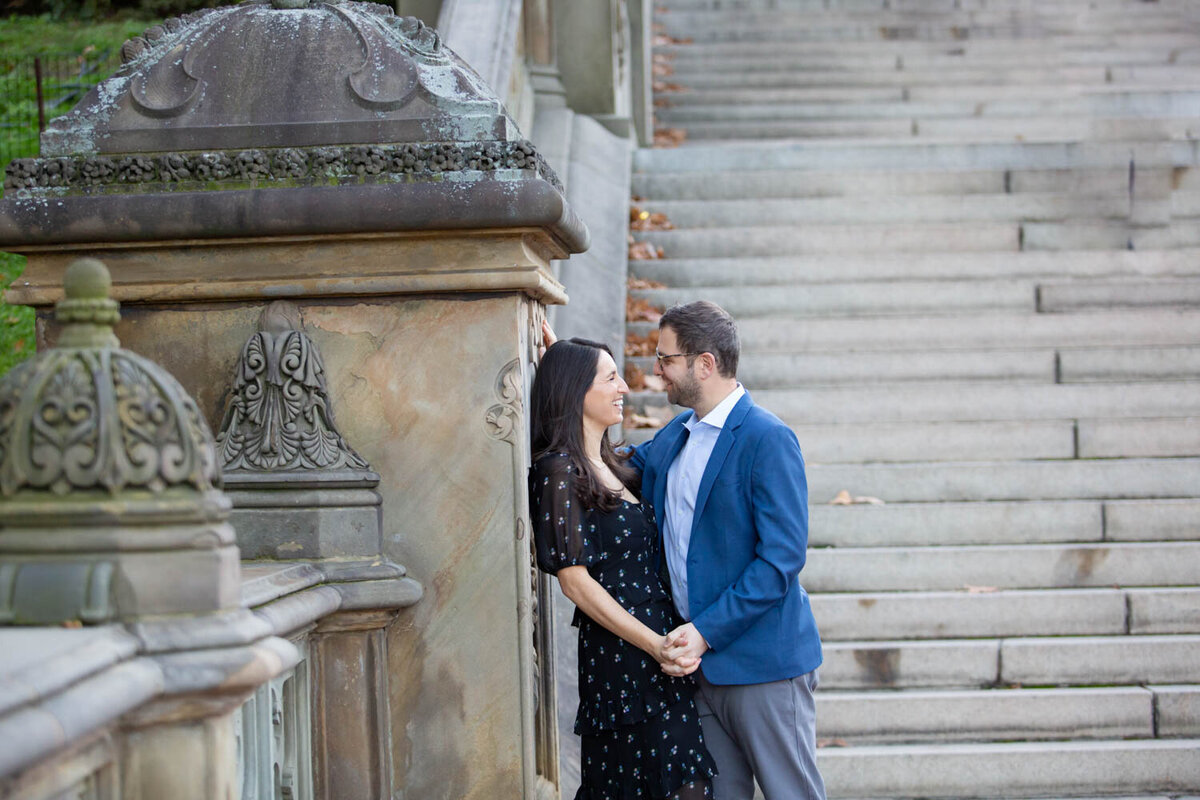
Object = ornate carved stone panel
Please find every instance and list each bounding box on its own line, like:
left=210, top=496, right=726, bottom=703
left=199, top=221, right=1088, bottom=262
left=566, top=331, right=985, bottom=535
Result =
left=218, top=301, right=370, bottom=475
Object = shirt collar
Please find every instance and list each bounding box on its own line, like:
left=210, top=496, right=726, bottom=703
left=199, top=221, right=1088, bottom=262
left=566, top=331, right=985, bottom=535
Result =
left=685, top=383, right=745, bottom=432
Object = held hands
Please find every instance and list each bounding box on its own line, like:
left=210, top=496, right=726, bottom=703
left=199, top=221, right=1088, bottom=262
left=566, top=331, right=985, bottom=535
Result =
left=655, top=623, right=709, bottom=677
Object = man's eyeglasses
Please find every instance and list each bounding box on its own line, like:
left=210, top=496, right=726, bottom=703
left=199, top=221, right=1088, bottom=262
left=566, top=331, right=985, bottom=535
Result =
left=654, top=350, right=697, bottom=365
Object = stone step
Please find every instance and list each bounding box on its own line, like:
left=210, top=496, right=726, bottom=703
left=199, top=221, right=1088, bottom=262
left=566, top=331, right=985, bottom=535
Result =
left=659, top=85, right=1200, bottom=109
left=1060, top=345, right=1200, bottom=383
left=665, top=381, right=1200, bottom=423
left=633, top=139, right=1197, bottom=173
left=816, top=686, right=1164, bottom=742
left=1174, top=190, right=1200, bottom=217
left=806, top=458, right=1200, bottom=504
left=632, top=222, right=1019, bottom=257
left=633, top=166, right=1010, bottom=198
left=635, top=345, right=1200, bottom=386
left=634, top=409, right=1194, bottom=462
left=1080, top=417, right=1200, bottom=458
left=659, top=66, right=1154, bottom=90
left=669, top=116, right=1199, bottom=143
left=631, top=280, right=1038, bottom=317
left=813, top=587, right=1200, bottom=641
left=1021, top=220, right=1191, bottom=251
left=812, top=499, right=1200, bottom=547
left=633, top=347, right=1056, bottom=385
left=816, top=739, right=1200, bottom=799
left=629, top=250, right=1200, bottom=284
left=773, top=417, right=1195, bottom=463
left=657, top=31, right=1200, bottom=57
left=820, top=634, right=1200, bottom=689
left=637, top=193, right=1133, bottom=227
left=791, top=418, right=1076, bottom=463
left=657, top=20, right=1196, bottom=45
left=661, top=0, right=1187, bottom=11
left=655, top=93, right=1200, bottom=123
left=804, top=542, right=1200, bottom=593
left=661, top=47, right=1198, bottom=70
left=1039, top=279, right=1200, bottom=311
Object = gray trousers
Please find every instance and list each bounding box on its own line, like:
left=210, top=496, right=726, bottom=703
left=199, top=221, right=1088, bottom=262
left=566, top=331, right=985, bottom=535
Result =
left=694, top=669, right=826, bottom=800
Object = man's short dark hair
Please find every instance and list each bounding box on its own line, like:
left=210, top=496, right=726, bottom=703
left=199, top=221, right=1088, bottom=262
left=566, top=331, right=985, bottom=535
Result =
left=660, top=301, right=740, bottom=379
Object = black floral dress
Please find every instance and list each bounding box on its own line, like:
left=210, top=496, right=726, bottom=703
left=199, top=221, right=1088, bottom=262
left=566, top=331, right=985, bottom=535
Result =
left=530, top=453, right=717, bottom=800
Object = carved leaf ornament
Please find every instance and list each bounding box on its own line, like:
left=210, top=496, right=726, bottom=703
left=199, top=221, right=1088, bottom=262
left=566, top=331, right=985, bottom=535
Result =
left=0, top=259, right=220, bottom=496
left=217, top=301, right=370, bottom=473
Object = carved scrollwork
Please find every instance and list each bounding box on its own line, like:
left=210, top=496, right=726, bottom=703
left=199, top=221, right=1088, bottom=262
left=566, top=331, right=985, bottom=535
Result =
left=0, top=349, right=221, bottom=496
left=484, top=358, right=522, bottom=445
left=217, top=301, right=370, bottom=473
left=0, top=258, right=222, bottom=497
left=4, top=140, right=563, bottom=193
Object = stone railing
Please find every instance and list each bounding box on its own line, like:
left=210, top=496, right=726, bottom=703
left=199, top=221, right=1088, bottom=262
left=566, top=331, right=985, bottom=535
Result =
left=0, top=268, right=421, bottom=800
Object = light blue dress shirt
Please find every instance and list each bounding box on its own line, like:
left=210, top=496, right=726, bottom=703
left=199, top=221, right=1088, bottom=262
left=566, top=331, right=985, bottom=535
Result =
left=662, top=383, right=746, bottom=620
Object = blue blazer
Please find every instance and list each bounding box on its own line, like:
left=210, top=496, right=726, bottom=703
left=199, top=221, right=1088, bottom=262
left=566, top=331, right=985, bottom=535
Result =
left=630, top=391, right=822, bottom=686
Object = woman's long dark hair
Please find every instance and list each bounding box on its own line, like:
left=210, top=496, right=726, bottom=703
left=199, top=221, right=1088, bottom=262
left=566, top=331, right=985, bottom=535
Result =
left=531, top=337, right=639, bottom=512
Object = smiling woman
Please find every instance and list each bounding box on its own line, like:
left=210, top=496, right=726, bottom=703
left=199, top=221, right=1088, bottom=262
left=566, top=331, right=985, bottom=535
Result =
left=581, top=348, right=629, bottom=440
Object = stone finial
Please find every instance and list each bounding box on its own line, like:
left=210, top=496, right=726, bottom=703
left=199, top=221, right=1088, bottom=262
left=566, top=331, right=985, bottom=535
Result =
left=0, top=258, right=238, bottom=625
left=55, top=257, right=120, bottom=348
left=0, top=259, right=220, bottom=496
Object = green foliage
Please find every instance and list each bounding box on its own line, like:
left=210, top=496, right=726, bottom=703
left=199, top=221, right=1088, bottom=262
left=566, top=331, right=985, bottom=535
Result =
left=0, top=16, right=149, bottom=374
left=0, top=14, right=153, bottom=54
left=0, top=252, right=34, bottom=378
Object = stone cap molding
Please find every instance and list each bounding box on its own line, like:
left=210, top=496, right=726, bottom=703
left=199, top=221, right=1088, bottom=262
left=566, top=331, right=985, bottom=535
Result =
left=0, top=168, right=586, bottom=254
left=5, top=229, right=571, bottom=308
left=0, top=556, right=420, bottom=781
left=40, top=3, right=510, bottom=155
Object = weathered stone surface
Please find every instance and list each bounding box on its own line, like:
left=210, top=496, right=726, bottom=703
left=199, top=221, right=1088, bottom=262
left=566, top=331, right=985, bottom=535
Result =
left=48, top=3, right=505, bottom=154
left=817, top=686, right=1153, bottom=743
left=1152, top=685, right=1200, bottom=737
left=102, top=292, right=542, bottom=797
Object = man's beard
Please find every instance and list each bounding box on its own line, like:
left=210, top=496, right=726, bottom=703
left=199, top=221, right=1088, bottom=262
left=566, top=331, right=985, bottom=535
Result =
left=666, top=371, right=702, bottom=409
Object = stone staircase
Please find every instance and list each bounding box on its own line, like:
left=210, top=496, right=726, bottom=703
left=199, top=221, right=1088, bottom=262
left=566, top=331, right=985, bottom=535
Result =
left=626, top=0, right=1200, bottom=796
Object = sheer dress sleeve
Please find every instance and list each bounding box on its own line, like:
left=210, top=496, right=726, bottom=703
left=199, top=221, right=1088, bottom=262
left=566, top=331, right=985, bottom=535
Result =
left=530, top=453, right=599, bottom=575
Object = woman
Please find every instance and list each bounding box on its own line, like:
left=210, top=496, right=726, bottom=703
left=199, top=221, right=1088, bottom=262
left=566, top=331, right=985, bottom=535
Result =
left=529, top=337, right=717, bottom=800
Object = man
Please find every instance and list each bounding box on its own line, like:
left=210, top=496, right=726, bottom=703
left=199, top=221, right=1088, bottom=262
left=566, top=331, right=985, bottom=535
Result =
left=630, top=300, right=825, bottom=800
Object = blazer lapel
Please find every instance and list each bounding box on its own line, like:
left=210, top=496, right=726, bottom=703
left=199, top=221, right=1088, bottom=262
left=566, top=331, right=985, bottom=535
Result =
left=690, top=392, right=754, bottom=536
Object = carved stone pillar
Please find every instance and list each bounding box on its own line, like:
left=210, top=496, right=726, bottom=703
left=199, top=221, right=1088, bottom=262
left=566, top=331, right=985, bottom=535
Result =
left=555, top=0, right=634, bottom=137
left=0, top=259, right=297, bottom=799
left=0, top=6, right=586, bottom=797
left=217, top=299, right=422, bottom=799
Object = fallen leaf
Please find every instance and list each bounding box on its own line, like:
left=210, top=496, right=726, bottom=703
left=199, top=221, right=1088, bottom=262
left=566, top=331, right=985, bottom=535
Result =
left=652, top=81, right=686, bottom=93
left=829, top=490, right=885, bottom=505
left=625, top=329, right=660, bottom=357
left=817, top=738, right=849, bottom=748
left=964, top=585, right=999, bottom=594
left=627, top=296, right=663, bottom=323
left=629, top=241, right=665, bottom=260
left=630, top=206, right=674, bottom=232
left=61, top=619, right=83, bottom=628
left=628, top=276, right=666, bottom=290
left=628, top=402, right=676, bottom=429
left=653, top=33, right=694, bottom=46
left=642, top=374, right=666, bottom=392
left=625, top=363, right=647, bottom=391
left=653, top=128, right=687, bottom=148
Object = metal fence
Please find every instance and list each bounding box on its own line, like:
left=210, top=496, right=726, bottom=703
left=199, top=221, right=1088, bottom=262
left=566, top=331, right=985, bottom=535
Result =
left=0, top=49, right=121, bottom=166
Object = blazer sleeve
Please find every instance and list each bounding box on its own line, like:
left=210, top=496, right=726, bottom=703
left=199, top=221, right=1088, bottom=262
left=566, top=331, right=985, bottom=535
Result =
left=690, top=425, right=810, bottom=652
